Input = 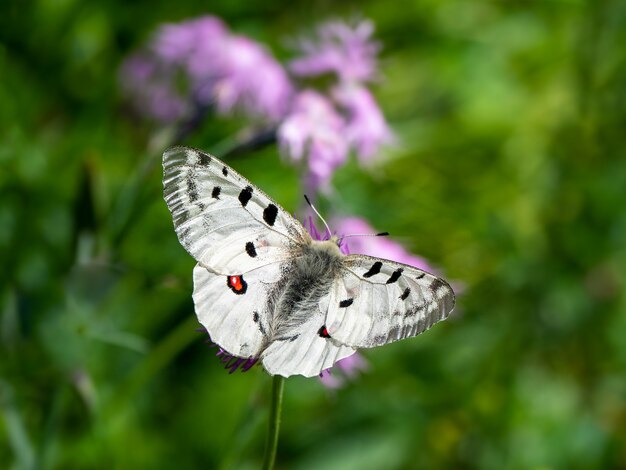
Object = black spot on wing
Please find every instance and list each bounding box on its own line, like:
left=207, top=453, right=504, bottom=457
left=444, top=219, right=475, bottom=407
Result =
left=212, top=186, right=221, bottom=199
left=186, top=176, right=199, bottom=202
left=180, top=226, right=192, bottom=242
left=263, top=204, right=278, bottom=226
left=363, top=261, right=383, bottom=278
left=430, top=277, right=447, bottom=293
left=386, top=268, right=403, bottom=284
left=404, top=304, right=424, bottom=318
left=253, top=311, right=267, bottom=336
left=416, top=272, right=426, bottom=280
left=245, top=241, right=257, bottom=258
left=222, top=166, right=228, bottom=177
left=318, top=326, right=331, bottom=338
left=238, top=186, right=253, bottom=207
left=400, top=287, right=411, bottom=300
left=199, top=153, right=211, bottom=165
left=339, top=298, right=354, bottom=308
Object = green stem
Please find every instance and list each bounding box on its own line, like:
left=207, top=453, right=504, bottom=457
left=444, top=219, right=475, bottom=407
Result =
left=262, top=375, right=284, bottom=470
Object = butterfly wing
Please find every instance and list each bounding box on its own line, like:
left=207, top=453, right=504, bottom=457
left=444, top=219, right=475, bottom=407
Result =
left=195, top=247, right=356, bottom=376
left=163, top=146, right=309, bottom=275
left=164, top=146, right=309, bottom=359
left=193, top=262, right=283, bottom=359
left=260, top=301, right=356, bottom=378
left=324, top=255, right=455, bottom=348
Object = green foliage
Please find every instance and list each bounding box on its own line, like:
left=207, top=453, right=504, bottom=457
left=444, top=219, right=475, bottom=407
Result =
left=1, top=1, right=625, bottom=468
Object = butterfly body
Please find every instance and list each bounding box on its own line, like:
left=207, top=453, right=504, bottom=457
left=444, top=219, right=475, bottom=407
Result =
left=260, top=238, right=343, bottom=347
left=164, top=146, right=455, bottom=377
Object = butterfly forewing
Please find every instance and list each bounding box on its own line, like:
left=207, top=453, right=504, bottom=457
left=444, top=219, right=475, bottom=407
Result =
left=163, top=146, right=308, bottom=275
left=324, top=255, right=455, bottom=348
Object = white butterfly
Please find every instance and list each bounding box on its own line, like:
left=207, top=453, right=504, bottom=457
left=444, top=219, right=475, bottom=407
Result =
left=163, top=146, right=455, bottom=378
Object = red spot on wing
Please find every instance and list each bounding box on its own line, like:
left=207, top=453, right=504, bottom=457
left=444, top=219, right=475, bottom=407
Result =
left=229, top=276, right=242, bottom=291
left=318, top=325, right=331, bottom=338
left=227, top=275, right=247, bottom=294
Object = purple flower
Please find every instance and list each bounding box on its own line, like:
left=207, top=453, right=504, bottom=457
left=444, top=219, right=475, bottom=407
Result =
left=202, top=35, right=293, bottom=120
left=333, top=83, right=393, bottom=162
left=155, top=16, right=292, bottom=120
left=290, top=19, right=380, bottom=83
left=302, top=215, right=330, bottom=242
left=152, top=16, right=227, bottom=65
left=120, top=15, right=293, bottom=123
left=198, top=328, right=259, bottom=374
left=118, top=52, right=190, bottom=123
left=278, top=85, right=393, bottom=185
left=335, top=217, right=434, bottom=272
left=319, top=353, right=369, bottom=389
left=280, top=19, right=392, bottom=181
left=277, top=90, right=349, bottom=190
left=214, top=348, right=259, bottom=374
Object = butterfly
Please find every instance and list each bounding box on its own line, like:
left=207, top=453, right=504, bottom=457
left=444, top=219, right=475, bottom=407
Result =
left=163, top=146, right=455, bottom=378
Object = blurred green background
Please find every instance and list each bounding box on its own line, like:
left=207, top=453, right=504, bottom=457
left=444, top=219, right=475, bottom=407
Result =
left=2, top=1, right=625, bottom=468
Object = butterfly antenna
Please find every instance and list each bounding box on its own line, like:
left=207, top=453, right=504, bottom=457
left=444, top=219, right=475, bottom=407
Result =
left=338, top=232, right=390, bottom=243
left=304, top=195, right=332, bottom=238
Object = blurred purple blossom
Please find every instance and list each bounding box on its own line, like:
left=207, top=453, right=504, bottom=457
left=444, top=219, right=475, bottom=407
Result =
left=120, top=15, right=293, bottom=123
left=120, top=15, right=394, bottom=189
left=333, top=83, right=394, bottom=162
left=281, top=19, right=391, bottom=186
left=290, top=19, right=380, bottom=83
left=202, top=35, right=293, bottom=120
left=278, top=90, right=349, bottom=190
left=302, top=215, right=330, bottom=243
left=118, top=52, right=189, bottom=123
left=319, top=353, right=369, bottom=389
left=152, top=16, right=227, bottom=65
left=335, top=217, right=434, bottom=272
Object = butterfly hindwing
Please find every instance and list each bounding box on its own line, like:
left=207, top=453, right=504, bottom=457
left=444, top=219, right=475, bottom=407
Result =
left=195, top=249, right=356, bottom=377
left=260, top=299, right=356, bottom=378
left=193, top=262, right=285, bottom=358
left=163, top=146, right=309, bottom=275
left=324, top=255, right=455, bottom=348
